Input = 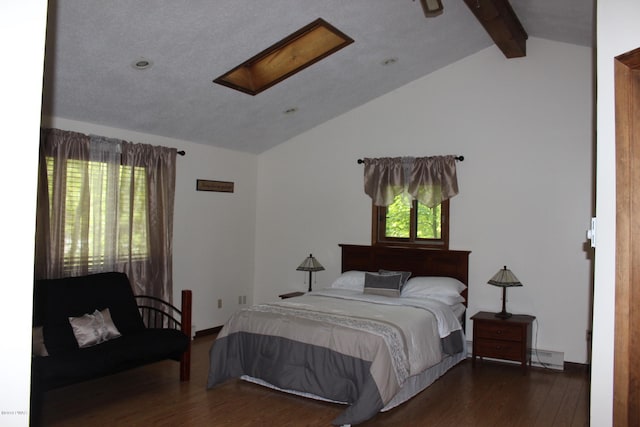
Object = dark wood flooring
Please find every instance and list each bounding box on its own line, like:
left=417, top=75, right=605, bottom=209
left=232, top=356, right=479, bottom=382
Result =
left=39, top=335, right=590, bottom=426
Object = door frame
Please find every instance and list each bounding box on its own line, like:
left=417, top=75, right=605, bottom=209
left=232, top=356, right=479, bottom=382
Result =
left=614, top=46, right=640, bottom=427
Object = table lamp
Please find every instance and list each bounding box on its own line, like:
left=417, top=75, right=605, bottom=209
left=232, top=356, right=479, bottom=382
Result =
left=296, top=254, right=324, bottom=292
left=487, top=265, right=523, bottom=319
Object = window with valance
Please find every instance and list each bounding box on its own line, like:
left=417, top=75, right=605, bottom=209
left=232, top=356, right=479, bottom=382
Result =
left=362, top=155, right=459, bottom=248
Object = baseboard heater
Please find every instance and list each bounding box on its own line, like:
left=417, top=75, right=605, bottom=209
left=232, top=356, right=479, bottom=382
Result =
left=466, top=340, right=565, bottom=371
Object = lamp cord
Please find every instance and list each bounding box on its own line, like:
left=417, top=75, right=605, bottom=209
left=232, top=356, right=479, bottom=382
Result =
left=533, top=319, right=558, bottom=371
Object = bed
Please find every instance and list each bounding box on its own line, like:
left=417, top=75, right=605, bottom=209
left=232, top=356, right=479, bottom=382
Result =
left=207, top=244, right=471, bottom=426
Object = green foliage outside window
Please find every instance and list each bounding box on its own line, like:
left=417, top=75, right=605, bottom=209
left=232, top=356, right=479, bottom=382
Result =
left=384, top=196, right=411, bottom=238
left=46, top=157, right=149, bottom=267
left=417, top=201, right=441, bottom=239
left=384, top=194, right=441, bottom=240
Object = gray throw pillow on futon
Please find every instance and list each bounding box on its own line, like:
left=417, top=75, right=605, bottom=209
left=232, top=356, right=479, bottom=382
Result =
left=363, top=272, right=403, bottom=297
left=68, top=308, right=122, bottom=348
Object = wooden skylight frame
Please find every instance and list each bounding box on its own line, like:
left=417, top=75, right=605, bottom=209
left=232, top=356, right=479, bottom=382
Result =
left=213, top=18, right=354, bottom=96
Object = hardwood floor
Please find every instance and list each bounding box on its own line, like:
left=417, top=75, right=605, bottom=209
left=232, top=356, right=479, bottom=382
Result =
left=39, top=335, right=589, bottom=426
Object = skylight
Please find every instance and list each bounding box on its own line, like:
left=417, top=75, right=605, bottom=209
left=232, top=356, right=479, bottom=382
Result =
left=213, top=18, right=353, bottom=96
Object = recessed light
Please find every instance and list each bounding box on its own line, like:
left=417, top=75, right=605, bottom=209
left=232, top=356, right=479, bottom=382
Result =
left=132, top=58, right=153, bottom=70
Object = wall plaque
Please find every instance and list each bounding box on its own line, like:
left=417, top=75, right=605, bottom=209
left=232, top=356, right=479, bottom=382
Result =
left=196, top=179, right=234, bottom=193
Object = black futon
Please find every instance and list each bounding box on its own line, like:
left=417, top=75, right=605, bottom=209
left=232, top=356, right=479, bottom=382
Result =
left=31, top=272, right=192, bottom=391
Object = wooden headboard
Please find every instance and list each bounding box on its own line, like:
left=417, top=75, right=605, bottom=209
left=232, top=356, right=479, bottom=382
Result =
left=339, top=244, right=471, bottom=305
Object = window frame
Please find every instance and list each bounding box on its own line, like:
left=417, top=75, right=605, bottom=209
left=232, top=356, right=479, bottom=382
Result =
left=371, top=199, right=450, bottom=249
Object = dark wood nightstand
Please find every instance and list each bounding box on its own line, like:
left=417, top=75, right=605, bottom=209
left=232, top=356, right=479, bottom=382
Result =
left=278, top=291, right=305, bottom=299
left=471, top=311, right=535, bottom=374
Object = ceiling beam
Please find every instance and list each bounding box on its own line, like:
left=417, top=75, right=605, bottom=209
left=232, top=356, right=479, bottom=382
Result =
left=463, top=0, right=528, bottom=58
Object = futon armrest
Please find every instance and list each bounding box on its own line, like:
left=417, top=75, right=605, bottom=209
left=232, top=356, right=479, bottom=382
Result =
left=135, top=289, right=192, bottom=381
left=136, top=295, right=181, bottom=329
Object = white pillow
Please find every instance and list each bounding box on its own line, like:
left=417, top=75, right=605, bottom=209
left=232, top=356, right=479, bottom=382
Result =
left=69, top=308, right=121, bottom=348
left=422, top=293, right=466, bottom=305
left=330, top=270, right=368, bottom=291
left=450, top=302, right=466, bottom=320
left=401, top=276, right=467, bottom=298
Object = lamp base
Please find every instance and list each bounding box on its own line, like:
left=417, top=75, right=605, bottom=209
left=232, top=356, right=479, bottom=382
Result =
left=494, top=311, right=513, bottom=319
left=495, top=287, right=512, bottom=319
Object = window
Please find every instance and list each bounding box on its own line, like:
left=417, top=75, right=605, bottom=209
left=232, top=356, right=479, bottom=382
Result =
left=362, top=155, right=459, bottom=249
left=372, top=194, right=449, bottom=249
left=45, top=157, right=149, bottom=270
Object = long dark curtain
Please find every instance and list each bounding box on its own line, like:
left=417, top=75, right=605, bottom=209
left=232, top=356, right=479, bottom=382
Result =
left=34, top=128, right=177, bottom=302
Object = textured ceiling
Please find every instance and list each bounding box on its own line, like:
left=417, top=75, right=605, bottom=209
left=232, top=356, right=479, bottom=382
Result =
left=41, top=0, right=594, bottom=154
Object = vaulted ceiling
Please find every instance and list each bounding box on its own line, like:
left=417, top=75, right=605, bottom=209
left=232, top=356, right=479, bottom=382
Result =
left=41, top=0, right=594, bottom=153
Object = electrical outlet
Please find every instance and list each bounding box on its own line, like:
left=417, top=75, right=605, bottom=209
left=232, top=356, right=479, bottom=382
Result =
left=218, top=299, right=222, bottom=309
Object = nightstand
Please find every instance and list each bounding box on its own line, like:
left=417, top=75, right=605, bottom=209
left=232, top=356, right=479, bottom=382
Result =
left=278, top=291, right=304, bottom=299
left=471, top=311, right=535, bottom=374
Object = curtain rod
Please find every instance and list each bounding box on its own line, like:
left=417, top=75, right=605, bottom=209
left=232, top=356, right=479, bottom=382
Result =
left=177, top=150, right=186, bottom=156
left=356, top=155, right=464, bottom=164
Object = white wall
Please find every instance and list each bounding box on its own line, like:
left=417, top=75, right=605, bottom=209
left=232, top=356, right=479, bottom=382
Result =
left=0, top=2, right=48, bottom=426
left=42, top=118, right=258, bottom=333
left=172, top=136, right=257, bottom=331
left=592, top=2, right=640, bottom=425
left=255, top=38, right=593, bottom=364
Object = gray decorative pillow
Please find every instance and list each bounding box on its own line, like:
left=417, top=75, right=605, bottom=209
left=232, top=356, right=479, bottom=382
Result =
left=32, top=326, right=49, bottom=357
left=364, top=272, right=403, bottom=297
left=379, top=269, right=412, bottom=287
left=68, top=308, right=121, bottom=348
